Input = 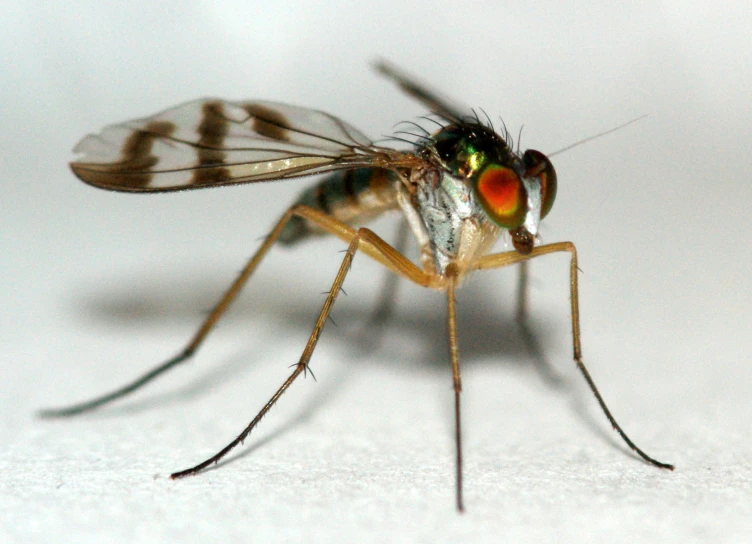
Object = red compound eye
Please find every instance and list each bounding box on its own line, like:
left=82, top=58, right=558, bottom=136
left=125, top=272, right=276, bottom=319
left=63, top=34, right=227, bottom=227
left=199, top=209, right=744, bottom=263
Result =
left=474, top=164, right=528, bottom=229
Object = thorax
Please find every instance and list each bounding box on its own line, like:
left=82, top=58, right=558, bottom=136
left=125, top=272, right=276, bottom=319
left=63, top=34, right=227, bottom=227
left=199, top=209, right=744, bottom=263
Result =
left=399, top=166, right=502, bottom=278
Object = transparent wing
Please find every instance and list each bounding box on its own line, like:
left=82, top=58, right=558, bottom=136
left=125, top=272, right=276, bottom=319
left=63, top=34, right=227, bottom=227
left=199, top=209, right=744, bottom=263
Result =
left=71, top=99, right=424, bottom=192
left=374, top=60, right=471, bottom=121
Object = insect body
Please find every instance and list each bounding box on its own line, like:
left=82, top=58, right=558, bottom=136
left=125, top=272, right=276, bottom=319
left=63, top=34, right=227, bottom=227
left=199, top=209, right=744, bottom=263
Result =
left=279, top=167, right=398, bottom=245
left=43, top=62, right=673, bottom=511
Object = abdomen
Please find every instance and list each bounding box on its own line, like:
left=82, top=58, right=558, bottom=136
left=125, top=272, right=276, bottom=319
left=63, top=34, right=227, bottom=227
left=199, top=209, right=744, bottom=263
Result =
left=279, top=167, right=399, bottom=244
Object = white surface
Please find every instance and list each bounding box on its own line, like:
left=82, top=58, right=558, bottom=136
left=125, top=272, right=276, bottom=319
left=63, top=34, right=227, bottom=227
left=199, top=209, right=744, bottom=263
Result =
left=2, top=2, right=751, bottom=543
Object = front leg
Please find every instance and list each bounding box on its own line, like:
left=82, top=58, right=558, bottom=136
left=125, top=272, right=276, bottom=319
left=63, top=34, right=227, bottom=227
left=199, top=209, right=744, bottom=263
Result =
left=472, top=242, right=674, bottom=470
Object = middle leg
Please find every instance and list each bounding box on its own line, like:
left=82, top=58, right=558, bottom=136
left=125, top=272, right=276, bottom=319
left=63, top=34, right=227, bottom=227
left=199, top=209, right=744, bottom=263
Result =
left=171, top=226, right=438, bottom=479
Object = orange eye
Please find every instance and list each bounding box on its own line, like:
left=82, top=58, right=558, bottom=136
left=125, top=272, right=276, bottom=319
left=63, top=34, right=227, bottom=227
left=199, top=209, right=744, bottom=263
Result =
left=523, top=150, right=557, bottom=219
left=474, top=164, right=528, bottom=229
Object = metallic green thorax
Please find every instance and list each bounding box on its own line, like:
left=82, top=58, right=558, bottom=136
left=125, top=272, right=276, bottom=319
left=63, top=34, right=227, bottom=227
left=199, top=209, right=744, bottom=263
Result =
left=430, top=123, right=516, bottom=180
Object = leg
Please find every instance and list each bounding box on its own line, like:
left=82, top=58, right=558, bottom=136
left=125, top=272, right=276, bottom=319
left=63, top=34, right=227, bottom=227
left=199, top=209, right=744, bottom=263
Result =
left=369, top=218, right=409, bottom=324
left=473, top=243, right=674, bottom=470
left=445, top=265, right=464, bottom=512
left=515, top=260, right=563, bottom=387
left=515, top=261, right=529, bottom=323
left=171, top=226, right=437, bottom=478
left=352, top=218, right=409, bottom=354
left=41, top=205, right=437, bottom=417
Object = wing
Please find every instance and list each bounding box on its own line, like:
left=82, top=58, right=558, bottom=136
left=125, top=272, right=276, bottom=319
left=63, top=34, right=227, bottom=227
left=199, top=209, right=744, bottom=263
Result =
left=374, top=60, right=471, bottom=121
left=71, top=99, right=424, bottom=192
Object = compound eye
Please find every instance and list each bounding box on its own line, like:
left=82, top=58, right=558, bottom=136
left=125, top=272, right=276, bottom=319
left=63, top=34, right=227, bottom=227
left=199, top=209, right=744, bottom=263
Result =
left=523, top=149, right=557, bottom=219
left=474, top=164, right=528, bottom=229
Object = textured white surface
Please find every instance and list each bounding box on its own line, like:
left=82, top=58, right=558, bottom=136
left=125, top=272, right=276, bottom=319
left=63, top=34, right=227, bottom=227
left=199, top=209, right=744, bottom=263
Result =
left=2, top=2, right=751, bottom=543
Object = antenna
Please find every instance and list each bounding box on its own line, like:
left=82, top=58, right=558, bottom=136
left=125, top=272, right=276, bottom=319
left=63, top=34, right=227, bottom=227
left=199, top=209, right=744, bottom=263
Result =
left=547, top=114, right=648, bottom=157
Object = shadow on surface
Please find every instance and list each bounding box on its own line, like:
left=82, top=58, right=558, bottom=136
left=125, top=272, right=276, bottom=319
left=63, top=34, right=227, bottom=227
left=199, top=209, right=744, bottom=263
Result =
left=73, top=264, right=566, bottom=379
left=61, top=261, right=665, bottom=469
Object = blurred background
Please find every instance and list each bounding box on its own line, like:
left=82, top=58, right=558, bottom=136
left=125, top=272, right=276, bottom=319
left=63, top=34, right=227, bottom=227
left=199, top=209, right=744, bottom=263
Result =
left=2, top=1, right=750, bottom=542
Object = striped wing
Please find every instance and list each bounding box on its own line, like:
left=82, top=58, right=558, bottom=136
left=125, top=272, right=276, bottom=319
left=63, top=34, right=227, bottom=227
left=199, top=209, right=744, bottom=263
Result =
left=71, top=99, right=423, bottom=192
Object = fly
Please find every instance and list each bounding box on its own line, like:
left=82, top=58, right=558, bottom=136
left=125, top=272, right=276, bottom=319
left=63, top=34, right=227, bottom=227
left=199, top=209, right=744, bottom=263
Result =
left=41, top=61, right=674, bottom=512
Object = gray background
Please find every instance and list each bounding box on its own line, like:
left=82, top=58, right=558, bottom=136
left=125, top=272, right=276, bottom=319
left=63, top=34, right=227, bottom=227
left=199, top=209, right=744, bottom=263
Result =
left=2, top=1, right=751, bottom=542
